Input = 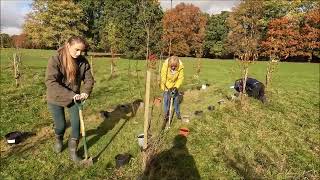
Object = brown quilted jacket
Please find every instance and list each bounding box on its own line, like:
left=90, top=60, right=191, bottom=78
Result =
left=45, top=54, right=94, bottom=107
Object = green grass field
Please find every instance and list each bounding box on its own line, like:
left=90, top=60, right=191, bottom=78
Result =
left=0, top=48, right=319, bottom=179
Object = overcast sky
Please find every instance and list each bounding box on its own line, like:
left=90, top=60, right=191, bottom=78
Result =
left=160, top=0, right=240, bottom=14
left=1, top=0, right=240, bottom=36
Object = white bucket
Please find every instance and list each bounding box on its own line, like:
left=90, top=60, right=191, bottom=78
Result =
left=137, top=133, right=144, bottom=148
left=201, top=84, right=207, bottom=90
left=182, top=115, right=190, bottom=123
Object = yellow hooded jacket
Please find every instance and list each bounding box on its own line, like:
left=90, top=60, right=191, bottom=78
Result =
left=160, top=59, right=184, bottom=91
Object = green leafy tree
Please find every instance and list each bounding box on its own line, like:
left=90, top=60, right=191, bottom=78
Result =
left=99, top=0, right=135, bottom=54
left=101, top=21, right=125, bottom=78
left=24, top=0, right=88, bottom=48
left=73, top=0, right=105, bottom=50
left=135, top=0, right=163, bottom=59
left=204, top=11, right=230, bottom=58
left=100, top=0, right=162, bottom=59
left=0, top=33, right=12, bottom=48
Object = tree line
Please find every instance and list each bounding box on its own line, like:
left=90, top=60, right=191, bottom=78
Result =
left=1, top=0, right=319, bottom=61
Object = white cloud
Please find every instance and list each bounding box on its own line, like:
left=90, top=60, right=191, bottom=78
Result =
left=0, top=26, right=22, bottom=35
left=160, top=0, right=240, bottom=14
left=1, top=0, right=32, bottom=35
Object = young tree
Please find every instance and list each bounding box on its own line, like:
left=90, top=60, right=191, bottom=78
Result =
left=24, top=0, right=87, bottom=48
left=135, top=0, right=163, bottom=59
left=102, top=21, right=124, bottom=79
left=162, top=3, right=207, bottom=57
left=226, top=0, right=263, bottom=98
left=138, top=0, right=163, bottom=169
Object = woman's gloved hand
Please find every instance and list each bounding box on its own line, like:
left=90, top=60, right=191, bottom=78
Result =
left=80, top=93, right=88, bottom=100
left=73, top=94, right=81, bottom=101
left=169, top=87, right=178, bottom=96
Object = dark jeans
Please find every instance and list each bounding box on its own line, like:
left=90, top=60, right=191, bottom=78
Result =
left=163, top=91, right=181, bottom=119
left=48, top=102, right=80, bottom=139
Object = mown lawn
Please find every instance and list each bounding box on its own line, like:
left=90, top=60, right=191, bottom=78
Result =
left=0, top=48, right=319, bottom=179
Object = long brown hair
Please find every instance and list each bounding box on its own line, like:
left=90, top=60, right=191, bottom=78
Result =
left=57, top=36, right=88, bottom=84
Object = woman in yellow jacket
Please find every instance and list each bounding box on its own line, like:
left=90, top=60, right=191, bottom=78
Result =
left=161, top=56, right=184, bottom=126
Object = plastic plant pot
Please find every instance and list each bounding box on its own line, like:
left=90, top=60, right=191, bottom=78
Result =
left=194, top=110, right=203, bottom=116
left=115, top=153, right=131, bottom=168
left=5, top=131, right=23, bottom=144
left=137, top=133, right=144, bottom=148
left=208, top=105, right=215, bottom=111
left=153, top=97, right=162, bottom=106
left=179, top=127, right=190, bottom=137
left=181, top=115, right=190, bottom=123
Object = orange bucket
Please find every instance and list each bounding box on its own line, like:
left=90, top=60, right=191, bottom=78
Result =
left=179, top=127, right=190, bottom=137
left=153, top=97, right=162, bottom=106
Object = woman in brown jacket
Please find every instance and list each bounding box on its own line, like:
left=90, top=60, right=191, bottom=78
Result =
left=45, top=36, right=94, bottom=162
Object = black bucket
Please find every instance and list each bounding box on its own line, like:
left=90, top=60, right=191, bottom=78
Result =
left=115, top=153, right=131, bottom=168
left=194, top=110, right=203, bottom=116
left=4, top=131, right=35, bottom=145
left=208, top=105, right=215, bottom=111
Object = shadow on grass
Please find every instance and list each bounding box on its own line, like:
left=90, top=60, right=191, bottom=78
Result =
left=0, top=126, right=53, bottom=161
left=143, top=135, right=200, bottom=179
left=80, top=99, right=143, bottom=160
left=222, top=151, right=263, bottom=179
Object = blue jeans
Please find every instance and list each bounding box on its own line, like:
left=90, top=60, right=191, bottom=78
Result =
left=48, top=102, right=80, bottom=139
left=163, top=91, right=180, bottom=118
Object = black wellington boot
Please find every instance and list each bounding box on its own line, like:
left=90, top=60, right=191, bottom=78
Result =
left=68, top=138, right=82, bottom=162
left=54, top=135, right=63, bottom=153
left=161, top=115, right=169, bottom=130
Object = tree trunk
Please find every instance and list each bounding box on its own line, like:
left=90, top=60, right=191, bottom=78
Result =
left=109, top=48, right=116, bottom=79
left=146, top=28, right=150, bottom=68
left=266, top=62, right=272, bottom=90
left=240, top=65, right=249, bottom=101
left=157, top=51, right=163, bottom=85
left=265, top=59, right=278, bottom=91
left=168, top=38, right=172, bottom=56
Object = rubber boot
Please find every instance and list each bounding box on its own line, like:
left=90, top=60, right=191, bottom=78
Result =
left=162, top=115, right=169, bottom=130
left=68, top=138, right=82, bottom=162
left=54, top=135, right=63, bottom=153
left=176, top=112, right=182, bottom=120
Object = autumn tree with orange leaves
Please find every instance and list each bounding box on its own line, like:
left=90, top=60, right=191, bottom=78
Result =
left=162, top=3, right=207, bottom=57
left=261, top=17, right=301, bottom=89
left=261, top=17, right=301, bottom=60
left=300, top=7, right=320, bottom=62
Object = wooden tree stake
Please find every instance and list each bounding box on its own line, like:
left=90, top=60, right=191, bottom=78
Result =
left=90, top=56, right=94, bottom=77
left=143, top=70, right=151, bottom=169
left=13, top=53, right=20, bottom=87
